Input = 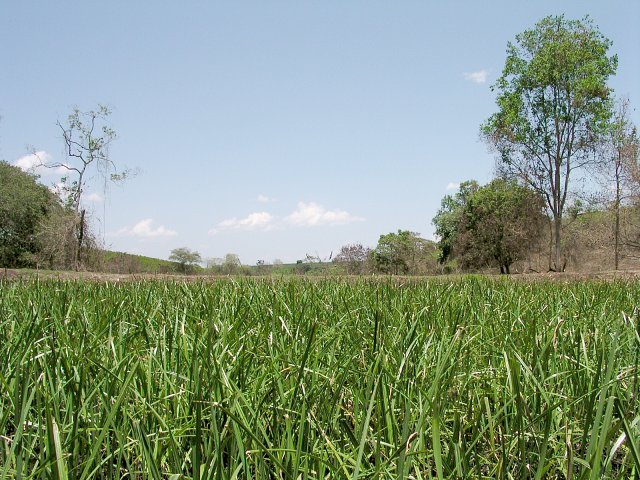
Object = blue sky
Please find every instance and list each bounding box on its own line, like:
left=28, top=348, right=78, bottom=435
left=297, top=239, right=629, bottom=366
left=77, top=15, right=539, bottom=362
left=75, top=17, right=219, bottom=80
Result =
left=1, top=1, right=639, bottom=264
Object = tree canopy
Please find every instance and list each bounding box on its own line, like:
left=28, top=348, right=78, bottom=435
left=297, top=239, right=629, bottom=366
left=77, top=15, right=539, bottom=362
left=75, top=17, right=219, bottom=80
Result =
left=454, top=179, right=546, bottom=273
left=169, top=247, right=202, bottom=273
left=372, top=230, right=436, bottom=275
left=482, top=15, right=618, bottom=271
left=333, top=243, right=371, bottom=275
left=0, top=161, right=62, bottom=267
left=432, top=181, right=480, bottom=264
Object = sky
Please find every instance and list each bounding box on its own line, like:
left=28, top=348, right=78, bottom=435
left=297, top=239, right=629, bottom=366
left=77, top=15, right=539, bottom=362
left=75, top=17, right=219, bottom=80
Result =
left=1, top=1, right=639, bottom=265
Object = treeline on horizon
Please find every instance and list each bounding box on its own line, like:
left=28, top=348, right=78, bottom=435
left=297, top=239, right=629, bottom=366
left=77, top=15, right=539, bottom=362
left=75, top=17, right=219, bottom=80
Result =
left=1, top=15, right=639, bottom=276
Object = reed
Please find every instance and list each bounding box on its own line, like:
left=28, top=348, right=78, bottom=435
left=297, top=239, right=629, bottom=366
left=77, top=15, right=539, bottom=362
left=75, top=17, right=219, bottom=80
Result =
left=1, top=277, right=638, bottom=478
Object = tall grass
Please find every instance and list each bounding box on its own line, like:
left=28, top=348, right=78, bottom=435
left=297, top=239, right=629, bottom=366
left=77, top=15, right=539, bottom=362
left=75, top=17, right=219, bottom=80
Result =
left=1, top=277, right=639, bottom=478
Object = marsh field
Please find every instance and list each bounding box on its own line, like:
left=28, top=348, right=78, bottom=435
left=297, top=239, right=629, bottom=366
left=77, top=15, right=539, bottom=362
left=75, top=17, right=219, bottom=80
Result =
left=1, top=277, right=639, bottom=479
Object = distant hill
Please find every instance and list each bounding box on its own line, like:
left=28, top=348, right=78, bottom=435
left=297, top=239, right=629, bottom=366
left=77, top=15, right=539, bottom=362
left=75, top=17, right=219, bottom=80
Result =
left=100, top=251, right=186, bottom=274
left=98, top=250, right=356, bottom=276
left=98, top=251, right=337, bottom=276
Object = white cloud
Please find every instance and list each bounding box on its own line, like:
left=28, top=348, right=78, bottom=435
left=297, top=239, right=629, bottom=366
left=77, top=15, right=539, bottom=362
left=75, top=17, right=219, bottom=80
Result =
left=446, top=182, right=460, bottom=191
left=257, top=194, right=275, bottom=203
left=15, top=151, right=50, bottom=171
left=463, top=69, right=489, bottom=84
left=86, top=192, right=103, bottom=203
left=285, top=202, right=364, bottom=227
left=112, top=219, right=177, bottom=238
left=209, top=212, right=274, bottom=235
left=210, top=202, right=363, bottom=235
left=14, top=151, right=68, bottom=175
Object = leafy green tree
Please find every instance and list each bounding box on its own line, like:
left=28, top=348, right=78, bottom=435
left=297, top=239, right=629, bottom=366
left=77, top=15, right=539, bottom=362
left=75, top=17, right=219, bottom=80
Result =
left=432, top=181, right=479, bottom=264
left=482, top=15, right=618, bottom=271
left=169, top=247, right=202, bottom=273
left=0, top=161, right=61, bottom=267
left=373, top=230, right=435, bottom=275
left=454, top=179, right=547, bottom=274
left=221, top=253, right=241, bottom=275
left=333, top=243, right=371, bottom=275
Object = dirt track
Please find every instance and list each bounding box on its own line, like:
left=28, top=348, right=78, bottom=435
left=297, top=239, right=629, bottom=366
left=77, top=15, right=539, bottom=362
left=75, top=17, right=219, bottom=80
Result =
left=3, top=267, right=640, bottom=283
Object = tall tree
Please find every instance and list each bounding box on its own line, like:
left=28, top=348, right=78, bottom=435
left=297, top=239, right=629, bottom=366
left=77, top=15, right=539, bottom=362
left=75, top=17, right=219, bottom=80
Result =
left=482, top=15, right=618, bottom=271
left=595, top=98, right=639, bottom=269
left=40, top=105, right=127, bottom=268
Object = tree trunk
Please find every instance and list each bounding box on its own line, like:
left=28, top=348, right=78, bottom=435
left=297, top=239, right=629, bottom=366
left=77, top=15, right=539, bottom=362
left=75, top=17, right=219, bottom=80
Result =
left=554, top=214, right=562, bottom=272
left=614, top=204, right=620, bottom=270
left=548, top=218, right=554, bottom=271
left=614, top=164, right=621, bottom=270
left=76, top=209, right=86, bottom=271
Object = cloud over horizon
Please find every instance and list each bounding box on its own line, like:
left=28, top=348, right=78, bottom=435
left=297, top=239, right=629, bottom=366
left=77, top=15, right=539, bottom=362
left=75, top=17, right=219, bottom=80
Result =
left=463, top=69, right=489, bottom=84
left=285, top=202, right=364, bottom=227
left=210, top=201, right=364, bottom=235
left=111, top=219, right=177, bottom=238
left=209, top=211, right=275, bottom=235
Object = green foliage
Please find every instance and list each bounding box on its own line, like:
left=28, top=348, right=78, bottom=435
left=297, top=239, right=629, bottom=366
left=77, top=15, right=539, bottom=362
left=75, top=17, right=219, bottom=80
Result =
left=455, top=179, right=546, bottom=273
left=1, top=277, right=639, bottom=477
left=434, top=179, right=546, bottom=273
left=373, top=230, right=436, bottom=274
left=333, top=243, right=372, bottom=275
left=432, top=180, right=479, bottom=264
left=0, top=161, right=61, bottom=267
left=169, top=247, right=202, bottom=273
left=221, top=253, right=241, bottom=275
left=482, top=15, right=618, bottom=270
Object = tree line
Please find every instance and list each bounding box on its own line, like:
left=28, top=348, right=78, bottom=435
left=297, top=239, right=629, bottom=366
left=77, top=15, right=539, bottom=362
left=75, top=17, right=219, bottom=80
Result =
left=338, top=15, right=640, bottom=275
left=2, top=15, right=639, bottom=275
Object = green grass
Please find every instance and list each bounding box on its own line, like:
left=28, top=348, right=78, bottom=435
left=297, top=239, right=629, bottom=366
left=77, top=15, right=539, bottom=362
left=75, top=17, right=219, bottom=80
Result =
left=1, top=277, right=639, bottom=478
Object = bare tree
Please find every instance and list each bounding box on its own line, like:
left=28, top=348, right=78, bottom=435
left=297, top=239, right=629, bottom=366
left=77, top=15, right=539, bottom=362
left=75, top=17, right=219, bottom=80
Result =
left=53, top=106, right=118, bottom=211
left=594, top=98, right=640, bottom=269
left=40, top=105, right=128, bottom=268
